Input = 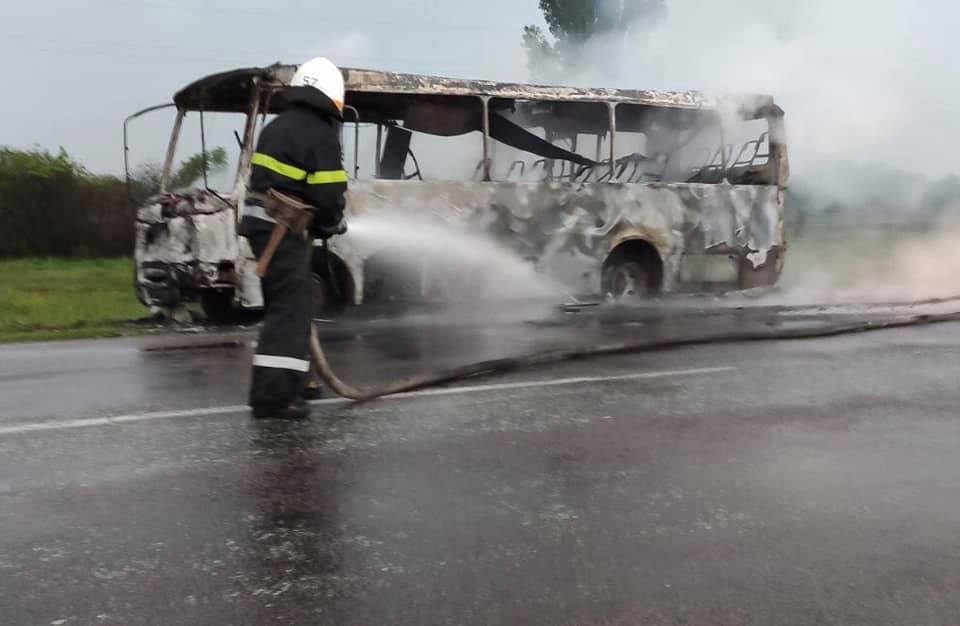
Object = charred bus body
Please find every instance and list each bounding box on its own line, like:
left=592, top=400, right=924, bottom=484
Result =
left=127, top=64, right=788, bottom=319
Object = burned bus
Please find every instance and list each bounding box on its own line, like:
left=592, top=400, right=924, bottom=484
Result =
left=125, top=64, right=788, bottom=320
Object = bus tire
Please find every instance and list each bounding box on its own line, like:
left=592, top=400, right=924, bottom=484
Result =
left=602, top=240, right=663, bottom=301
left=200, top=289, right=236, bottom=323
left=311, top=247, right=353, bottom=317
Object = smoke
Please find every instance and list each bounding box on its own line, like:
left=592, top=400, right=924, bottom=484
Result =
left=344, top=213, right=569, bottom=311
left=634, top=0, right=960, bottom=302
left=767, top=207, right=960, bottom=304
left=641, top=0, right=956, bottom=178
left=535, top=1, right=954, bottom=179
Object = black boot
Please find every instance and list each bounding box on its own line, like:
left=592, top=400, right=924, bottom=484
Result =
left=302, top=383, right=325, bottom=400
left=251, top=400, right=311, bottom=420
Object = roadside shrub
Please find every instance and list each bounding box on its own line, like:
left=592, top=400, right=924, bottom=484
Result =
left=0, top=147, right=135, bottom=257
left=0, top=146, right=226, bottom=258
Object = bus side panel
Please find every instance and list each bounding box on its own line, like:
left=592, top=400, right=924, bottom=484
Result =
left=337, top=181, right=784, bottom=300
left=677, top=183, right=785, bottom=291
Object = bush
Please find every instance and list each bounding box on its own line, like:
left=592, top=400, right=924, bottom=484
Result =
left=0, top=147, right=135, bottom=258
left=0, top=145, right=227, bottom=258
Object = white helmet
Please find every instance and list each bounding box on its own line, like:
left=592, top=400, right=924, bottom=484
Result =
left=290, top=57, right=345, bottom=111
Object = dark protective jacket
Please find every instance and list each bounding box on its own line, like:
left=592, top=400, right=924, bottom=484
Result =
left=248, top=86, right=347, bottom=233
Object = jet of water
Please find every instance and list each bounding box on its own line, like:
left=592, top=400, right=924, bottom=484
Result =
left=344, top=213, right=569, bottom=304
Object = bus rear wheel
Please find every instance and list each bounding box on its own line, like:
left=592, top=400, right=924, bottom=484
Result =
left=605, top=261, right=651, bottom=299
left=602, top=240, right=664, bottom=301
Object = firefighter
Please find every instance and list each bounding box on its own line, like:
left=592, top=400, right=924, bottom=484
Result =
left=239, top=57, right=348, bottom=419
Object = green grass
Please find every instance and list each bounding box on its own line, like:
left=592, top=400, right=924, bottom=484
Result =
left=0, top=257, right=148, bottom=342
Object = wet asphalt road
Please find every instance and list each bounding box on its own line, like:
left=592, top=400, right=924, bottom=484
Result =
left=3, top=306, right=960, bottom=625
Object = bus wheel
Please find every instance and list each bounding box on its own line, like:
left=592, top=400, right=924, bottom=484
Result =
left=602, top=240, right=663, bottom=301
left=311, top=271, right=333, bottom=315
left=311, top=248, right=353, bottom=317
left=200, top=289, right=236, bottom=323
left=605, top=261, right=651, bottom=299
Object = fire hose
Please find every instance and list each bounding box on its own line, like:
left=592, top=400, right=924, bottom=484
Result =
left=308, top=306, right=960, bottom=402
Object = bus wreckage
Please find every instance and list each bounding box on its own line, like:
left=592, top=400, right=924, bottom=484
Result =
left=125, top=64, right=789, bottom=321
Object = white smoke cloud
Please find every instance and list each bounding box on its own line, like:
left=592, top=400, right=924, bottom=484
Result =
left=641, top=0, right=957, bottom=178
left=532, top=1, right=956, bottom=180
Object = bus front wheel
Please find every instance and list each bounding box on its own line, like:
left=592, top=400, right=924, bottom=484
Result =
left=311, top=247, right=354, bottom=317
left=200, top=289, right=236, bottom=323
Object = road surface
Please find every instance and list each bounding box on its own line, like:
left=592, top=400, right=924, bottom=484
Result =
left=2, top=304, right=960, bottom=625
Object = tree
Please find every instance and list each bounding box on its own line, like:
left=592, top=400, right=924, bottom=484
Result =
left=170, top=147, right=228, bottom=190
left=523, top=0, right=667, bottom=83
left=129, top=147, right=229, bottom=198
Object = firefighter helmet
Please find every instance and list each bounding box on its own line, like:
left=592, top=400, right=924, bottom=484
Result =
left=290, top=57, right=345, bottom=111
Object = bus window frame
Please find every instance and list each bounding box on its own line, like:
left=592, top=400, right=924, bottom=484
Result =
left=484, top=97, right=612, bottom=183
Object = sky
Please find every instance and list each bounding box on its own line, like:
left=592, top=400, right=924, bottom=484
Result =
left=2, top=0, right=957, bottom=181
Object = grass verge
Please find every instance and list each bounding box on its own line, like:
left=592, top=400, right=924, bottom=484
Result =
left=0, top=257, right=149, bottom=342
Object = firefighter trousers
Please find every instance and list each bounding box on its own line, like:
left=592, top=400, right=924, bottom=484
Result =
left=241, top=216, right=313, bottom=409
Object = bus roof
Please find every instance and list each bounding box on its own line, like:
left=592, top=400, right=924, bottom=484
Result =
left=172, top=64, right=778, bottom=117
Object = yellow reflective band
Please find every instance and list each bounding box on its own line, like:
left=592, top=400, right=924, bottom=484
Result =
left=306, top=169, right=348, bottom=185
left=251, top=152, right=307, bottom=180
left=252, top=153, right=346, bottom=185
